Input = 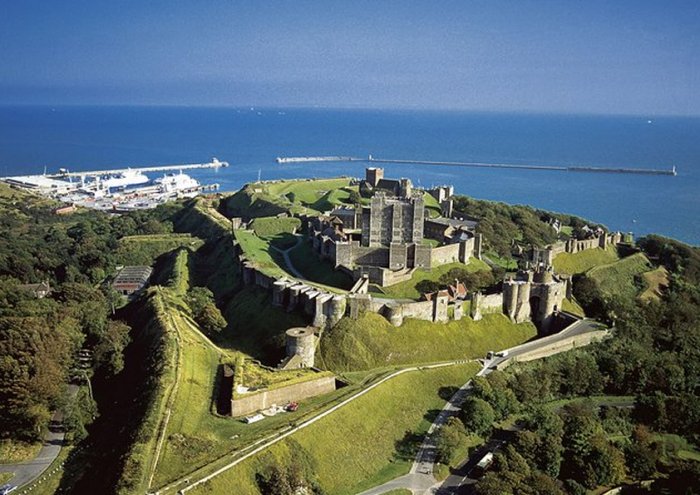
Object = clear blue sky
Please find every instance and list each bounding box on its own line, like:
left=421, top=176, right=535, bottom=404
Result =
left=1, top=0, right=698, bottom=115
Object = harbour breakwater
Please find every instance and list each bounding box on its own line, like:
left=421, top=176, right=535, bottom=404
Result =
left=276, top=155, right=677, bottom=176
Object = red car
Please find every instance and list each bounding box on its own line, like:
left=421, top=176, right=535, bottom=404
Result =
left=286, top=402, right=299, bottom=412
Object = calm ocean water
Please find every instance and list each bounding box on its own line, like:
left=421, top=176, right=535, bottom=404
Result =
left=0, top=105, right=698, bottom=244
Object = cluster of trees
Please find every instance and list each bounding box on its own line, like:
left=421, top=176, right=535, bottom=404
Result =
left=254, top=441, right=323, bottom=495
left=463, top=234, right=700, bottom=493
left=450, top=196, right=587, bottom=258
left=0, top=201, right=176, bottom=285
left=186, top=286, right=227, bottom=336
left=0, top=192, right=180, bottom=444
left=0, top=281, right=129, bottom=442
left=416, top=266, right=504, bottom=295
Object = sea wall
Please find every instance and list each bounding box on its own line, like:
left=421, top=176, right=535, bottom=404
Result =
left=231, top=374, right=336, bottom=417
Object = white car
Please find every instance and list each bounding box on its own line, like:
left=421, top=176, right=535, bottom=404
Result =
left=0, top=485, right=17, bottom=495
left=495, top=350, right=509, bottom=358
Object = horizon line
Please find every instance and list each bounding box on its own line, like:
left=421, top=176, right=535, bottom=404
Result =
left=0, top=101, right=698, bottom=120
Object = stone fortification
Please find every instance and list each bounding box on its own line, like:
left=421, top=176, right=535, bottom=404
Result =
left=283, top=327, right=316, bottom=369
left=308, top=167, right=481, bottom=287
left=470, top=267, right=568, bottom=334
left=362, top=192, right=424, bottom=247
left=231, top=374, right=336, bottom=417
left=526, top=231, right=624, bottom=267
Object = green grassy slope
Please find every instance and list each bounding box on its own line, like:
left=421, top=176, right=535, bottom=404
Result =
left=376, top=259, right=491, bottom=300
left=318, top=312, right=536, bottom=371
left=587, top=252, right=652, bottom=300
left=116, top=234, right=204, bottom=266
left=249, top=216, right=301, bottom=237
left=220, top=287, right=309, bottom=363
left=288, top=240, right=354, bottom=289
left=192, top=362, right=480, bottom=495
left=639, top=266, right=669, bottom=302
left=234, top=229, right=289, bottom=278
left=222, top=178, right=353, bottom=218
left=552, top=245, right=619, bottom=275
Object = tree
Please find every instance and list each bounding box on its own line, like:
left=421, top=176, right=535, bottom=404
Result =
left=198, top=303, right=227, bottom=335
left=94, top=320, right=131, bottom=376
left=186, top=286, right=215, bottom=317
left=461, top=397, right=495, bottom=436
left=625, top=425, right=659, bottom=479
left=348, top=190, right=361, bottom=205
left=435, top=417, right=467, bottom=465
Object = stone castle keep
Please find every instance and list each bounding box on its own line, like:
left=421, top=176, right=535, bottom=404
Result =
left=309, top=168, right=482, bottom=287
left=230, top=168, right=629, bottom=372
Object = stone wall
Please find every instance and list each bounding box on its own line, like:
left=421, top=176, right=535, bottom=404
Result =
left=231, top=374, right=337, bottom=417
left=528, top=232, right=624, bottom=267
left=470, top=292, right=504, bottom=320
left=430, top=242, right=462, bottom=265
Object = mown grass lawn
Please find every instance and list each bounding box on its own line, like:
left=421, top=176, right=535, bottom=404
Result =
left=192, top=362, right=480, bottom=495
left=288, top=240, right=354, bottom=290
left=249, top=216, right=301, bottom=237
left=233, top=229, right=289, bottom=278
left=318, top=311, right=537, bottom=371
left=376, top=259, right=491, bottom=300
left=552, top=245, right=619, bottom=275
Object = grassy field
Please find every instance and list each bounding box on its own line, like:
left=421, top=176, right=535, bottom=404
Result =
left=149, top=262, right=341, bottom=487
left=561, top=297, right=585, bottom=317
left=639, top=266, right=669, bottom=301
left=288, top=240, right=354, bottom=289
left=552, top=245, right=620, bottom=275
left=484, top=251, right=518, bottom=270
left=587, top=252, right=652, bottom=300
left=422, top=191, right=442, bottom=218
left=233, top=229, right=289, bottom=278
left=318, top=312, right=537, bottom=371
left=223, top=178, right=355, bottom=218
left=191, top=362, right=480, bottom=495
left=375, top=259, right=491, bottom=300
left=249, top=216, right=301, bottom=237
left=221, top=287, right=309, bottom=363
left=116, top=234, right=204, bottom=266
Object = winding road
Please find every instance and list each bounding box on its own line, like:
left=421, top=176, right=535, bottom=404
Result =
left=358, top=318, right=607, bottom=495
left=0, top=385, right=78, bottom=489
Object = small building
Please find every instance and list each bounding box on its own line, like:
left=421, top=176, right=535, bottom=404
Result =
left=53, top=204, right=77, bottom=215
left=18, top=281, right=52, bottom=299
left=112, top=266, right=153, bottom=295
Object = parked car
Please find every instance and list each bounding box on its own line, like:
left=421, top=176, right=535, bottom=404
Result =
left=486, top=351, right=495, bottom=359
left=495, top=350, right=509, bottom=358
left=0, top=484, right=17, bottom=495
left=286, top=402, right=299, bottom=412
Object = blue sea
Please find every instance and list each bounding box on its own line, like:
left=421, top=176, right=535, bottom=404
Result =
left=0, top=105, right=698, bottom=245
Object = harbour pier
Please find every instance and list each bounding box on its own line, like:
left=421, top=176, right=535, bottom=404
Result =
left=275, top=155, right=677, bottom=176
left=47, top=158, right=229, bottom=178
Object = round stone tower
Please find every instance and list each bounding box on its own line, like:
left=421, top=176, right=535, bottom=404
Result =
left=285, top=327, right=317, bottom=368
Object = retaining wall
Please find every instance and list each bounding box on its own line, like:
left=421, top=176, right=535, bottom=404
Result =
left=231, top=374, right=337, bottom=417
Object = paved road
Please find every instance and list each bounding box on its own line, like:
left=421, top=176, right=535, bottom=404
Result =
left=163, top=361, right=467, bottom=495
left=0, top=385, right=78, bottom=489
left=358, top=318, right=607, bottom=495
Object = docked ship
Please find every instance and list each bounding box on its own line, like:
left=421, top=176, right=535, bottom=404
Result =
left=154, top=171, right=201, bottom=194
left=100, top=169, right=150, bottom=189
